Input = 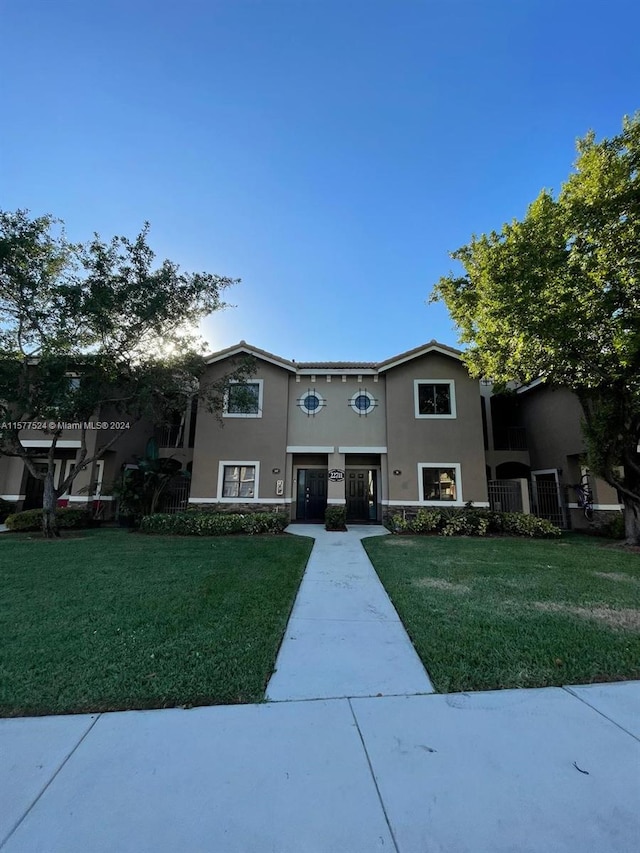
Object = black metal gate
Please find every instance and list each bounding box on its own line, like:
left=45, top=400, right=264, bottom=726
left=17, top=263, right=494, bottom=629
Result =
left=160, top=475, right=191, bottom=514
left=532, top=475, right=568, bottom=528
left=488, top=480, right=523, bottom=513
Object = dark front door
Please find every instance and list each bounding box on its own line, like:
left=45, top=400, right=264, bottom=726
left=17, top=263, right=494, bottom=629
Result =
left=296, top=469, right=328, bottom=521
left=346, top=470, right=377, bottom=521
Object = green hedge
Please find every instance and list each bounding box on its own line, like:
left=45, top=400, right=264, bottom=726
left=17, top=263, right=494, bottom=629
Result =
left=325, top=505, right=347, bottom=531
left=140, top=511, right=289, bottom=536
left=5, top=507, right=94, bottom=532
left=387, top=508, right=561, bottom=538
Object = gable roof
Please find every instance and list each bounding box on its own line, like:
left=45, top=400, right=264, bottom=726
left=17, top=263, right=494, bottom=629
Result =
left=204, top=341, right=296, bottom=372
left=204, top=339, right=463, bottom=374
left=377, top=340, right=463, bottom=372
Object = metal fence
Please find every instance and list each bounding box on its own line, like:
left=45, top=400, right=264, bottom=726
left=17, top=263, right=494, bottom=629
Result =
left=156, top=423, right=184, bottom=448
left=493, top=427, right=528, bottom=451
left=488, top=480, right=523, bottom=513
left=531, top=478, right=569, bottom=528
left=159, top=475, right=191, bottom=514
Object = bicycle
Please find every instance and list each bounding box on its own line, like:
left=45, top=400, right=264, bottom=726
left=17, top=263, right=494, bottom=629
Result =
left=573, top=474, right=594, bottom=521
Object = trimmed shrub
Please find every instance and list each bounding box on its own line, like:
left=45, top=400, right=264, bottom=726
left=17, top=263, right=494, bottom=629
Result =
left=139, top=511, right=289, bottom=536
left=5, top=507, right=94, bottom=532
left=580, top=513, right=625, bottom=540
left=325, top=505, right=347, bottom=531
left=386, top=508, right=560, bottom=539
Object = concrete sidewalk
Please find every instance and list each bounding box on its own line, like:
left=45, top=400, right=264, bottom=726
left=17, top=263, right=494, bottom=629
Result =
left=266, top=525, right=434, bottom=701
left=1, top=683, right=639, bottom=852
left=1, top=525, right=639, bottom=852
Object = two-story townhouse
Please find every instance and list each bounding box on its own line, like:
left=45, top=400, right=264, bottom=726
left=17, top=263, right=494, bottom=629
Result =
left=188, top=340, right=489, bottom=522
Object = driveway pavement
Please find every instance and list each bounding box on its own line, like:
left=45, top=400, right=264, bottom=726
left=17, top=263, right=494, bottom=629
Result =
left=1, top=525, right=639, bottom=852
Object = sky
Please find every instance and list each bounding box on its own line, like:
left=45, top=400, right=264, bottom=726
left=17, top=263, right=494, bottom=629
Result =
left=2, top=0, right=639, bottom=362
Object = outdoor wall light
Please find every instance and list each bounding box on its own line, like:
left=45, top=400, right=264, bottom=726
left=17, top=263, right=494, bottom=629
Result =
left=272, top=468, right=281, bottom=474
left=393, top=469, right=402, bottom=475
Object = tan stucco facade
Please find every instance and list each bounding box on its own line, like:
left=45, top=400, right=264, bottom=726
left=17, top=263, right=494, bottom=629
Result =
left=187, top=342, right=490, bottom=522
left=0, top=340, right=625, bottom=528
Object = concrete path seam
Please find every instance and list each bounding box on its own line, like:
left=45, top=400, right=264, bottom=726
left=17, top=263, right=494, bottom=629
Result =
left=347, top=698, right=401, bottom=853
left=561, top=686, right=640, bottom=743
left=0, top=714, right=102, bottom=850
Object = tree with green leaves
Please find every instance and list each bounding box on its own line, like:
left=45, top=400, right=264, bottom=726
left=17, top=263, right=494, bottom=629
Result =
left=431, top=114, right=640, bottom=542
left=0, top=210, right=251, bottom=537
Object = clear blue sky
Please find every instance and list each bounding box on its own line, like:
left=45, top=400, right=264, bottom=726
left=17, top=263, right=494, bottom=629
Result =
left=2, top=1, right=638, bottom=361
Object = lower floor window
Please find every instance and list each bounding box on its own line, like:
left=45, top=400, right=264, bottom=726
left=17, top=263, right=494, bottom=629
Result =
left=422, top=466, right=457, bottom=501
left=222, top=465, right=256, bottom=498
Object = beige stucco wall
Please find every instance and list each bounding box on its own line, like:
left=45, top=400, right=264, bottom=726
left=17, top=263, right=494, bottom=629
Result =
left=189, top=359, right=290, bottom=502
left=383, top=353, right=488, bottom=504
left=286, top=375, right=387, bottom=449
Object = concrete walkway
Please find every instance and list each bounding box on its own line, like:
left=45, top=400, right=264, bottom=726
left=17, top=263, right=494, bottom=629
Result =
left=1, top=526, right=639, bottom=852
left=266, top=525, right=434, bottom=701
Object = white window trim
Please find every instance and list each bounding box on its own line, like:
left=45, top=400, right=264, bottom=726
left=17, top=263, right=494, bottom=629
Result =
left=216, top=461, right=261, bottom=502
left=60, top=459, right=76, bottom=498
left=414, top=379, right=457, bottom=419
left=223, top=379, right=264, bottom=419
left=349, top=389, right=376, bottom=415
left=417, top=462, right=463, bottom=504
left=92, top=460, right=105, bottom=499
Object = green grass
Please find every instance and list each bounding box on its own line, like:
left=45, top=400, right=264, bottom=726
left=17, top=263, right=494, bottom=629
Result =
left=0, top=529, right=313, bottom=716
left=363, top=534, right=640, bottom=693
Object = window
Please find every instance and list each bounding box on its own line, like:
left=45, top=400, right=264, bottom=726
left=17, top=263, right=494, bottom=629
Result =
left=349, top=390, right=376, bottom=415
left=224, top=380, right=263, bottom=418
left=221, top=465, right=256, bottom=498
left=298, top=390, right=325, bottom=415
left=414, top=380, right=456, bottom=418
left=419, top=464, right=461, bottom=502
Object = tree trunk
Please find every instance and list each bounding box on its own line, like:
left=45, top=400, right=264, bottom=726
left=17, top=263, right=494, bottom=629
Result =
left=623, top=501, right=640, bottom=546
left=42, top=471, right=60, bottom=538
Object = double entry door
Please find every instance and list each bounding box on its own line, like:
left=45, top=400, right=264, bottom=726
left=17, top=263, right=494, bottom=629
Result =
left=346, top=469, right=378, bottom=522
left=296, top=469, right=328, bottom=521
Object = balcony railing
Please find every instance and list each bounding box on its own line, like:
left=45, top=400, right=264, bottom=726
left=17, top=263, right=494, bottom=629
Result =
left=493, top=426, right=528, bottom=451
left=156, top=423, right=184, bottom=448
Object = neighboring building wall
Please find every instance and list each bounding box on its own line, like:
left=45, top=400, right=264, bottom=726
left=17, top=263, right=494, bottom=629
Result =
left=0, top=456, right=25, bottom=503
left=383, top=352, right=488, bottom=514
left=518, top=385, right=622, bottom=525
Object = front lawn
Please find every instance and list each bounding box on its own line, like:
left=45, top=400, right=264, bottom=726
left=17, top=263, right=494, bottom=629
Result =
left=0, top=530, right=313, bottom=716
left=364, top=534, right=640, bottom=693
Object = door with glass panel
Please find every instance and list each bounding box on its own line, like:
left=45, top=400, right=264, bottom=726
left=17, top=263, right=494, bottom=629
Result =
left=346, top=470, right=377, bottom=521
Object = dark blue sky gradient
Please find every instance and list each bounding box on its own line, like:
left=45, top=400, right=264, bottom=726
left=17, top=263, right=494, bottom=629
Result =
left=2, top=1, right=638, bottom=360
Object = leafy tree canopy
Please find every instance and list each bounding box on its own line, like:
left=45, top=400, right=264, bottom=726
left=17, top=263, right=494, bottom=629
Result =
left=431, top=114, right=640, bottom=539
left=0, top=210, right=250, bottom=535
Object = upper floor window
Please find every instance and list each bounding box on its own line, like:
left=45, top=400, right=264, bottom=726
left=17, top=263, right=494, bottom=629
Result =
left=349, top=389, right=377, bottom=416
left=223, top=380, right=263, bottom=418
left=298, top=390, right=325, bottom=415
left=414, top=380, right=456, bottom=419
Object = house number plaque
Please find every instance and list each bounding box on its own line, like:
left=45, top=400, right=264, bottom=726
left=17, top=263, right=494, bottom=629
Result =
left=328, top=469, right=345, bottom=482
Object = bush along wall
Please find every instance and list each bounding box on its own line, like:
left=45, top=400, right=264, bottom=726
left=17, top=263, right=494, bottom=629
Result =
left=140, top=511, right=289, bottom=536
left=386, top=507, right=561, bottom=538
left=325, top=505, right=347, bottom=531
left=5, top=507, right=95, bottom=532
